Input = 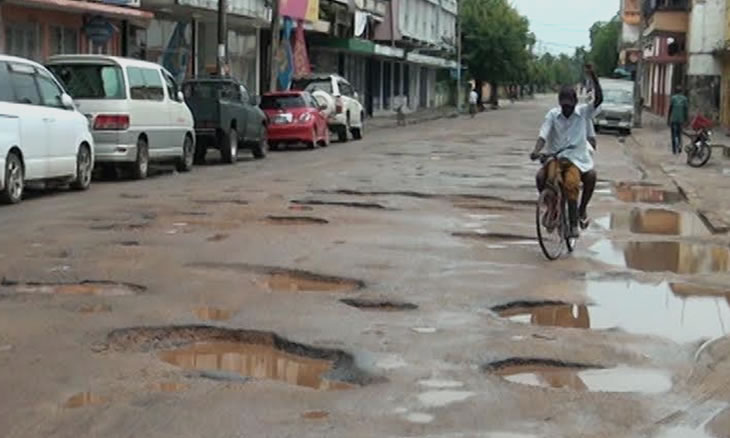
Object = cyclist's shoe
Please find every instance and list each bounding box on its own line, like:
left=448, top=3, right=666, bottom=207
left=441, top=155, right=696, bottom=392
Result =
left=568, top=225, right=580, bottom=239
left=579, top=214, right=590, bottom=230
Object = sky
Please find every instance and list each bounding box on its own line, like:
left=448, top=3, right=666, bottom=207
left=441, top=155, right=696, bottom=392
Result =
left=510, top=0, right=621, bottom=55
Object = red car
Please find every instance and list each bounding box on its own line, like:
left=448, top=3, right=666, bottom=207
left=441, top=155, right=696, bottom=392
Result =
left=261, top=91, right=329, bottom=150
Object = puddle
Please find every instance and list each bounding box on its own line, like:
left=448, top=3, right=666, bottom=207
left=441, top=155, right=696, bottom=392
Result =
left=159, top=342, right=352, bottom=390
left=494, top=302, right=589, bottom=329
left=301, top=410, right=329, bottom=420
left=340, top=298, right=417, bottom=311
left=602, top=208, right=709, bottom=236
left=417, top=390, right=475, bottom=407
left=487, top=360, right=671, bottom=393
left=291, top=199, right=391, bottom=210
left=418, top=379, right=464, bottom=389
left=107, top=326, right=377, bottom=387
left=265, top=216, right=329, bottom=225
left=63, top=392, right=109, bottom=408
left=405, top=412, right=434, bottom=424
left=452, top=231, right=535, bottom=242
left=0, top=280, right=145, bottom=296
left=615, top=183, right=684, bottom=204
left=590, top=240, right=730, bottom=274
left=193, top=307, right=234, bottom=321
left=190, top=263, right=365, bottom=293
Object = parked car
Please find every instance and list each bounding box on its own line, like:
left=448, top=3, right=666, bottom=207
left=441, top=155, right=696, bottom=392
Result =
left=182, top=76, right=268, bottom=163
left=593, top=78, right=635, bottom=135
left=0, top=55, right=94, bottom=204
left=260, top=91, right=329, bottom=150
left=291, top=74, right=364, bottom=142
left=47, top=55, right=195, bottom=179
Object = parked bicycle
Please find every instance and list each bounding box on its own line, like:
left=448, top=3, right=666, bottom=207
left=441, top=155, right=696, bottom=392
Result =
left=532, top=150, right=579, bottom=260
left=684, top=113, right=716, bottom=168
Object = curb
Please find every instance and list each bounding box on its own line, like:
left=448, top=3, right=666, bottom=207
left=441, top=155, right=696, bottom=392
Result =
left=368, top=110, right=459, bottom=131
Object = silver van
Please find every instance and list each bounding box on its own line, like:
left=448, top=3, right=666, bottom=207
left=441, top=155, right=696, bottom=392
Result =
left=47, top=56, right=195, bottom=179
left=594, top=78, right=635, bottom=135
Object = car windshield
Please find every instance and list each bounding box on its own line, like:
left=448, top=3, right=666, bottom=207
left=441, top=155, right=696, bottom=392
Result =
left=604, top=89, right=633, bottom=105
left=291, top=79, right=333, bottom=94
left=261, top=95, right=306, bottom=110
left=48, top=64, right=125, bottom=99
left=183, top=81, right=224, bottom=99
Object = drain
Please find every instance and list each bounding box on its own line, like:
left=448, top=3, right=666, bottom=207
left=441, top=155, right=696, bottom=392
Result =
left=107, top=325, right=378, bottom=389
left=291, top=199, right=391, bottom=210
left=340, top=298, right=417, bottom=311
left=452, top=231, right=534, bottom=242
left=266, top=216, right=329, bottom=225
left=189, top=263, right=365, bottom=292
left=0, top=279, right=145, bottom=296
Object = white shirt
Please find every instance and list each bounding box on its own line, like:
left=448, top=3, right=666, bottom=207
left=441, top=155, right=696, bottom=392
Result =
left=538, top=103, right=597, bottom=172
left=469, top=91, right=478, bottom=104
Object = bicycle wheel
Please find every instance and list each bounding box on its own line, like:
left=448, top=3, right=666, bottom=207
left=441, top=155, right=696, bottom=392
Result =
left=536, top=189, right=564, bottom=260
left=687, top=141, right=712, bottom=168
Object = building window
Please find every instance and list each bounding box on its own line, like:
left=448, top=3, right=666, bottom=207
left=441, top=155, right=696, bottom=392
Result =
left=5, top=23, right=41, bottom=61
left=51, top=26, right=79, bottom=56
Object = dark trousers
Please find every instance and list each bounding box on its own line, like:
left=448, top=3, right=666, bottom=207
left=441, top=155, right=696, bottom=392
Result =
left=670, top=122, right=683, bottom=154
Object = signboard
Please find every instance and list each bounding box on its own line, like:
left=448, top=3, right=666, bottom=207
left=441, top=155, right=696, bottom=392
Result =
left=280, top=0, right=319, bottom=22
left=83, top=16, right=115, bottom=46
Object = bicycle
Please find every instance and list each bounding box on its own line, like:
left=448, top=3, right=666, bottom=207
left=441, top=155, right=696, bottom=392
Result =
left=682, top=114, right=714, bottom=168
left=532, top=151, right=578, bottom=260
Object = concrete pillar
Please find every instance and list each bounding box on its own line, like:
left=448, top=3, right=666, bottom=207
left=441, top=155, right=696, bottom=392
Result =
left=379, top=59, right=384, bottom=112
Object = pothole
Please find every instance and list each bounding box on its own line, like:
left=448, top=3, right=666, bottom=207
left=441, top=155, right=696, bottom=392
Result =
left=106, top=325, right=377, bottom=389
left=452, top=231, right=534, bottom=242
left=193, top=306, right=234, bottom=321
left=599, top=208, right=709, bottom=236
left=148, top=382, right=189, bottom=392
left=117, top=240, right=141, bottom=247
left=301, top=410, right=329, bottom=420
left=291, top=199, right=391, bottom=210
left=0, top=280, right=145, bottom=296
left=90, top=222, right=149, bottom=231
left=192, top=199, right=249, bottom=206
left=340, top=298, right=417, bottom=311
left=615, top=182, right=684, bottom=204
left=265, top=216, right=329, bottom=225
left=79, top=303, right=113, bottom=314
left=63, top=392, right=109, bottom=408
left=189, top=263, right=365, bottom=292
left=485, top=358, right=671, bottom=394
left=590, top=239, right=730, bottom=274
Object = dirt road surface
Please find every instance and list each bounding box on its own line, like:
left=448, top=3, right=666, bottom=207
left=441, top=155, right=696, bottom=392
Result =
left=1, top=95, right=729, bottom=438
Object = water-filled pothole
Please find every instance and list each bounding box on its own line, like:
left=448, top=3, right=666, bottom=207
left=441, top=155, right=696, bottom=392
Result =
left=63, top=392, right=108, bottom=408
left=266, top=216, right=329, bottom=225
left=193, top=306, right=234, bottom=321
left=492, top=301, right=590, bottom=329
left=615, top=182, right=684, bottom=204
left=0, top=280, right=145, bottom=296
left=107, top=325, right=376, bottom=389
left=192, top=198, right=248, bottom=206
left=291, top=199, right=391, bottom=210
left=340, top=298, right=418, bottom=311
left=590, top=240, right=730, bottom=274
left=599, top=208, right=709, bottom=236
left=189, top=263, right=365, bottom=292
left=486, top=359, right=671, bottom=393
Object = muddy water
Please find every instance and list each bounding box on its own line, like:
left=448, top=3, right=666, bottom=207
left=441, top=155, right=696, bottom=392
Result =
left=590, top=239, right=730, bottom=274
left=495, top=364, right=672, bottom=394
left=599, top=208, right=710, bottom=236
left=614, top=183, right=684, bottom=204
left=63, top=392, right=108, bottom=408
left=158, top=342, right=351, bottom=390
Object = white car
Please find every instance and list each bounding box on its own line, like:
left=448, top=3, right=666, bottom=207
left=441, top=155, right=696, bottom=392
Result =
left=0, top=55, right=94, bottom=204
left=47, top=56, right=195, bottom=179
left=291, top=74, right=364, bottom=142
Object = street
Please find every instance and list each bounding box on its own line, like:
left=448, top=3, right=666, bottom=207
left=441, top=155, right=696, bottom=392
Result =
left=2, top=95, right=730, bottom=438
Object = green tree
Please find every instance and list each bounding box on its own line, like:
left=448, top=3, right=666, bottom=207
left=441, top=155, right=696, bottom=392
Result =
left=588, top=16, right=621, bottom=77
left=460, top=0, right=531, bottom=106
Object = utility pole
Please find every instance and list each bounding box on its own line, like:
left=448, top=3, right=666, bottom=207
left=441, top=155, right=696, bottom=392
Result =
left=456, top=0, right=462, bottom=112
left=217, top=0, right=227, bottom=75
left=269, top=0, right=281, bottom=92
left=633, top=0, right=645, bottom=128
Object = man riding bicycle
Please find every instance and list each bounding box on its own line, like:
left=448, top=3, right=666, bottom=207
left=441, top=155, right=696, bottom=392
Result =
left=530, top=64, right=603, bottom=239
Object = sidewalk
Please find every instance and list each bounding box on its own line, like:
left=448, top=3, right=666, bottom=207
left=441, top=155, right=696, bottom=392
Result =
left=630, top=111, right=730, bottom=233
left=367, top=106, right=459, bottom=130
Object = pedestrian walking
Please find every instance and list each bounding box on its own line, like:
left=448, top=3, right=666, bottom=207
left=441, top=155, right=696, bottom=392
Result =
left=668, top=85, right=689, bottom=155
left=469, top=87, right=478, bottom=118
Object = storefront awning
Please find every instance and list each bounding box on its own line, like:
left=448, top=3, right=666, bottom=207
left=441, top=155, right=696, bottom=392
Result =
left=7, top=0, right=154, bottom=21
left=310, top=37, right=375, bottom=55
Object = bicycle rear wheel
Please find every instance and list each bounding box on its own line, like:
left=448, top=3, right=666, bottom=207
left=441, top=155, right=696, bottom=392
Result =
left=687, top=141, right=712, bottom=168
left=536, top=189, right=565, bottom=260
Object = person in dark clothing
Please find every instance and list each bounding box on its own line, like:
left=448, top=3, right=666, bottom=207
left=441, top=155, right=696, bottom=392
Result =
left=668, top=85, right=689, bottom=155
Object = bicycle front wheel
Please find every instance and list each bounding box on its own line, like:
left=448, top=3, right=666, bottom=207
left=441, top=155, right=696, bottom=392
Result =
left=536, top=189, right=565, bottom=260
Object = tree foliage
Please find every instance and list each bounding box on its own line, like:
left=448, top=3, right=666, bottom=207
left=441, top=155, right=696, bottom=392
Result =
left=588, top=16, right=621, bottom=77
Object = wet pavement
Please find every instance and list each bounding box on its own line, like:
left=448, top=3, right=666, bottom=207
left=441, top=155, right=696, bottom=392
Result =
left=2, top=95, right=730, bottom=437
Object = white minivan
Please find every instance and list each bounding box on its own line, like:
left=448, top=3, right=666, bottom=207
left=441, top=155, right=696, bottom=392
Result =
left=0, top=55, right=94, bottom=204
left=47, top=56, right=195, bottom=179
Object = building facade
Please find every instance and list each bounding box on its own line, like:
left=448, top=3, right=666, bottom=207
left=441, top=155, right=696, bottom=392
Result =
left=686, top=0, right=725, bottom=120
left=619, top=0, right=642, bottom=78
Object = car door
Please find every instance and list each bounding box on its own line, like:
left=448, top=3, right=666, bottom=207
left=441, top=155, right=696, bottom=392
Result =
left=162, top=70, right=188, bottom=153
left=338, top=79, right=359, bottom=126
left=306, top=93, right=326, bottom=139
left=222, top=82, right=246, bottom=141
left=6, top=61, right=49, bottom=179
left=127, top=66, right=170, bottom=159
left=238, top=84, right=257, bottom=141
left=36, top=69, right=79, bottom=177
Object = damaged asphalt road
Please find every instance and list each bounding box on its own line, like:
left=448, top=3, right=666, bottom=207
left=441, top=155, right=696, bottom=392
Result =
left=1, top=96, right=730, bottom=438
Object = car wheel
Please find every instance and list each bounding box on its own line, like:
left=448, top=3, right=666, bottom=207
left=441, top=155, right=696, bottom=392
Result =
left=252, top=128, right=268, bottom=159
left=351, top=113, right=364, bottom=140
left=221, top=128, right=238, bottom=164
left=71, top=144, right=93, bottom=190
left=176, top=135, right=194, bottom=172
left=0, top=152, right=23, bottom=204
left=130, top=137, right=149, bottom=180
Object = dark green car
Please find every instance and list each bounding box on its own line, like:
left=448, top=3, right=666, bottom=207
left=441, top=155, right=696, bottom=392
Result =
left=182, top=77, right=268, bottom=163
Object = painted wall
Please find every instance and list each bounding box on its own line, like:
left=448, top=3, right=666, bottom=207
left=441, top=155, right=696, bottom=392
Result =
left=622, top=22, right=640, bottom=44
left=688, top=0, right=725, bottom=75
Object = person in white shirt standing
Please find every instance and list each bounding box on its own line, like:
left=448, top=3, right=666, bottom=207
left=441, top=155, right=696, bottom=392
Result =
left=530, top=64, right=603, bottom=238
left=468, top=87, right=479, bottom=118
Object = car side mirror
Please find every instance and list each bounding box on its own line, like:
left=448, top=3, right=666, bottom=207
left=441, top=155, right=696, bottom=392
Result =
left=61, top=93, right=75, bottom=110
left=177, top=91, right=185, bottom=102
